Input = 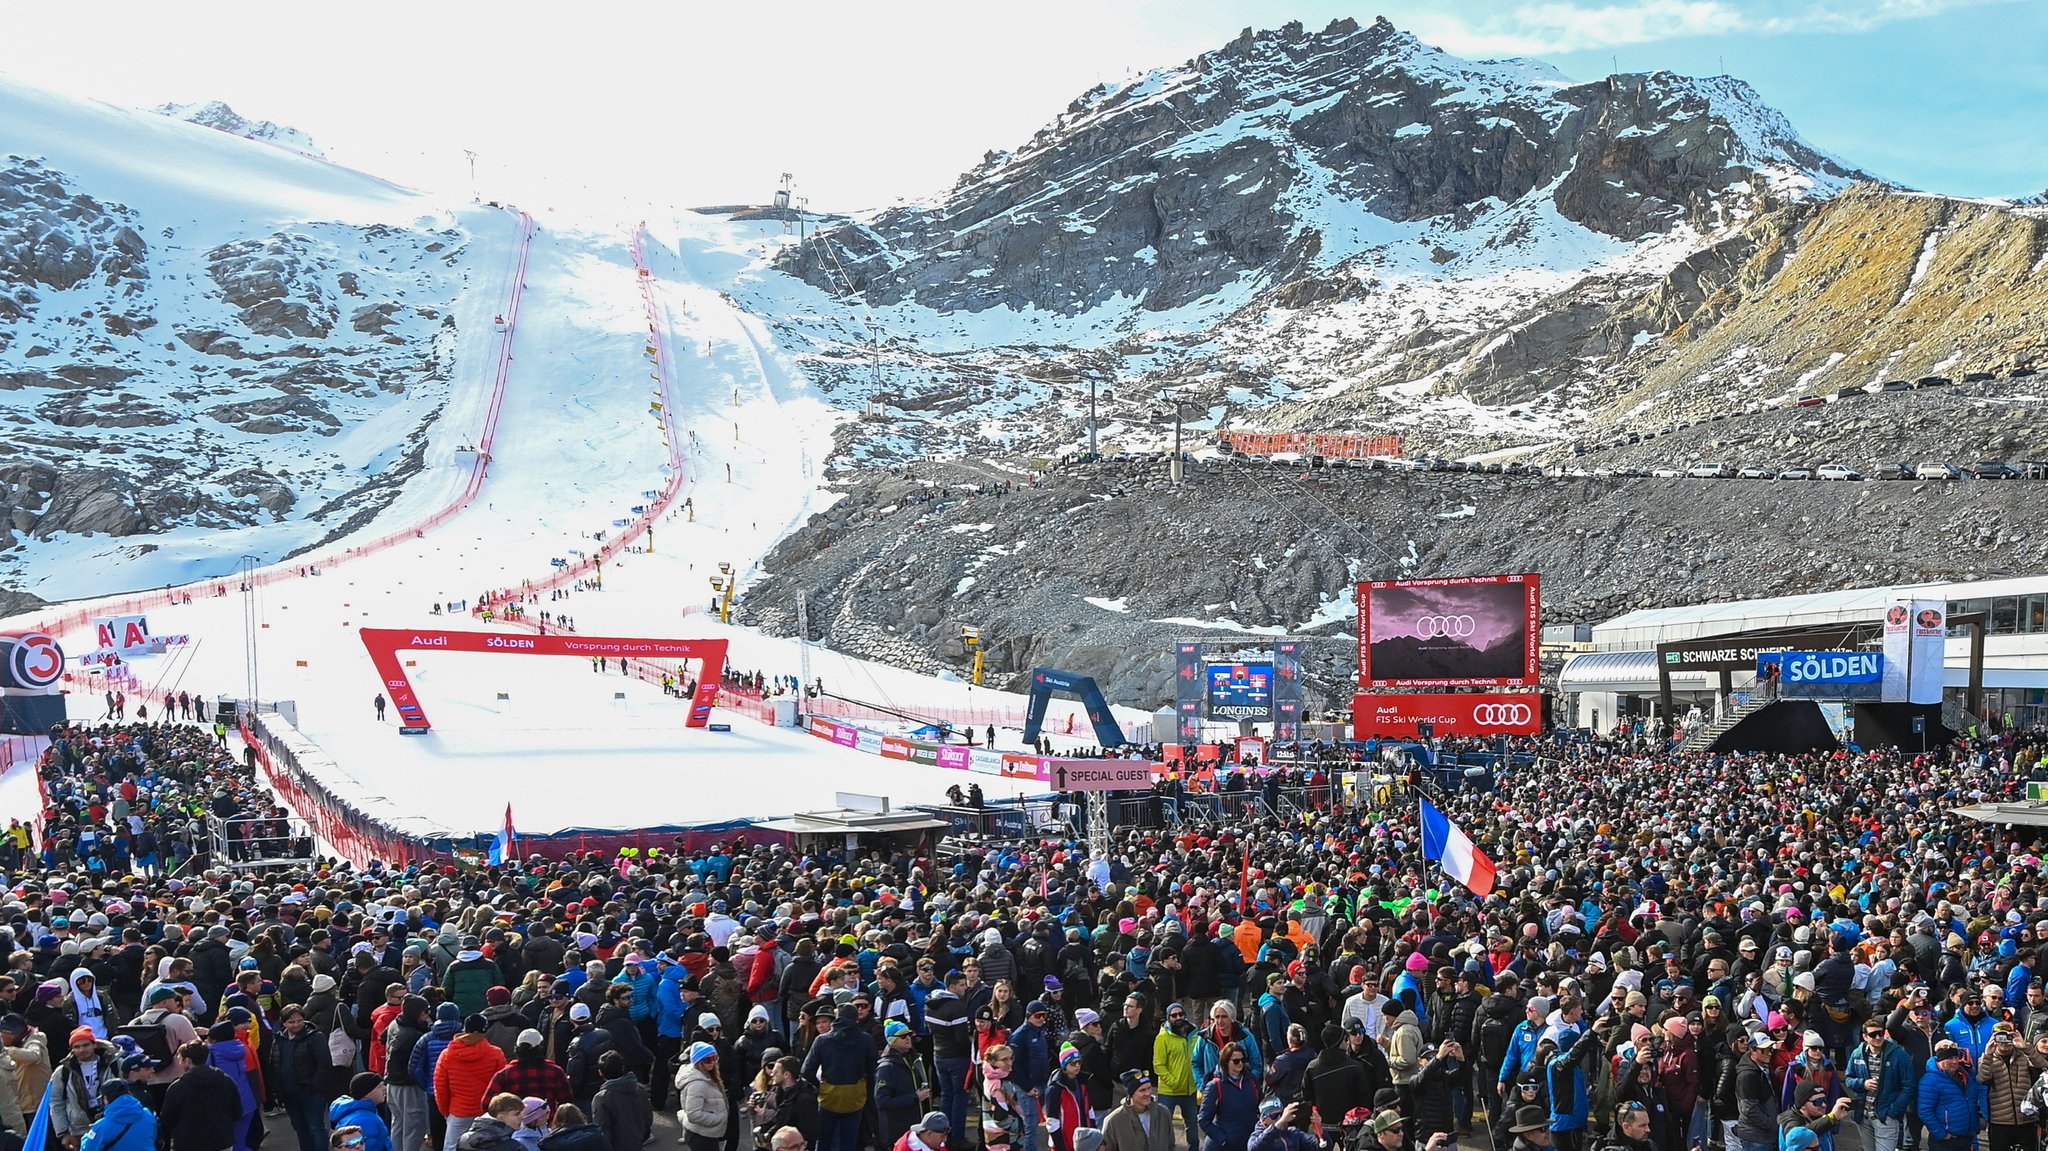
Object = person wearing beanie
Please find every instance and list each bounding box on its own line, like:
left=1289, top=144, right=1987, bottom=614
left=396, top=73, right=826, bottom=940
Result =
left=1302, top=1025, right=1369, bottom=1135
left=444, top=944, right=501, bottom=1019
left=562, top=1002, right=615, bottom=1114
left=875, top=1020, right=930, bottom=1149
left=80, top=1077, right=155, bottom=1151
left=675, top=1043, right=729, bottom=1151
left=384, top=996, right=437, bottom=1151
left=590, top=1050, right=652, bottom=1151
left=456, top=1092, right=530, bottom=1151
left=483, top=989, right=527, bottom=1062
left=409, top=1002, right=464, bottom=1124
left=206, top=1021, right=259, bottom=1151
left=330, top=1074, right=396, bottom=1151
left=800, top=1005, right=872, bottom=1151
left=486, top=1030, right=572, bottom=1119
left=436, top=1014, right=512, bottom=1150
left=1047, top=1045, right=1092, bottom=1151
left=52, top=1026, right=119, bottom=1148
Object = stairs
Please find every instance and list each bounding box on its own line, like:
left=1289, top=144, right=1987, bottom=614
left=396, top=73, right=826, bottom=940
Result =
left=1680, top=692, right=1777, bottom=751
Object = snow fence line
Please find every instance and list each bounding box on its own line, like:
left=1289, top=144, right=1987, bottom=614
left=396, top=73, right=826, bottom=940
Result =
left=14, top=207, right=536, bottom=647
left=221, top=224, right=753, bottom=866
left=468, top=225, right=692, bottom=613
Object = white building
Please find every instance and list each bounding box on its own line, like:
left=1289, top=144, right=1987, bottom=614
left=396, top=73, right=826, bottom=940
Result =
left=1559, top=574, right=2048, bottom=731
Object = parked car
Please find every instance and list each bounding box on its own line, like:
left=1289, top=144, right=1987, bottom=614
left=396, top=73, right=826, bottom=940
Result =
left=1875, top=463, right=1914, bottom=480
left=1915, top=462, right=1962, bottom=480
left=1651, top=466, right=1682, bottom=477
left=1817, top=464, right=1864, bottom=481
left=1795, top=396, right=1825, bottom=408
left=1778, top=467, right=1815, bottom=480
left=1737, top=466, right=1774, bottom=479
left=2011, top=367, right=2038, bottom=378
left=1961, top=371, right=1996, bottom=383
left=1915, top=376, right=1952, bottom=388
left=1971, top=460, right=2022, bottom=480
left=1871, top=379, right=1913, bottom=393
left=1687, top=462, right=1732, bottom=478
left=1834, top=384, right=1867, bottom=400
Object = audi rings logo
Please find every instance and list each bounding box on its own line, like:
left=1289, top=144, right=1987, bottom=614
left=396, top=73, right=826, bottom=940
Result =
left=1472, top=702, right=1533, bottom=726
left=1415, top=615, right=1477, bottom=638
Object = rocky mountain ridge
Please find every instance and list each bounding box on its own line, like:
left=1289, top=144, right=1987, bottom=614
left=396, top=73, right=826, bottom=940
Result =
left=0, top=78, right=484, bottom=604
left=155, top=100, right=323, bottom=157
left=744, top=18, right=2040, bottom=475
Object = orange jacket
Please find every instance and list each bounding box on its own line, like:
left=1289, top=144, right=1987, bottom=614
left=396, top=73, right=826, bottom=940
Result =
left=434, top=1033, right=510, bottom=1118
left=1233, top=920, right=1263, bottom=964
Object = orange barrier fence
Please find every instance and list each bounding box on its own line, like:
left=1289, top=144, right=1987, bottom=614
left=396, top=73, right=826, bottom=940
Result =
left=1219, top=431, right=1403, bottom=459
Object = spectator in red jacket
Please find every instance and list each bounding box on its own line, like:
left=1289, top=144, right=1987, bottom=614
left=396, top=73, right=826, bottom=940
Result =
left=435, top=1015, right=510, bottom=1151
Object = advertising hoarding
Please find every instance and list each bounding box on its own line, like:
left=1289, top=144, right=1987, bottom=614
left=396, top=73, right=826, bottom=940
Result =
left=1351, top=692, right=1544, bottom=738
left=1358, top=574, right=1541, bottom=687
left=1757, top=651, right=1883, bottom=685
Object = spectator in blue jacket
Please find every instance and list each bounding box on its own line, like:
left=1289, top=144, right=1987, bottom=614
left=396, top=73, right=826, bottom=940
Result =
left=1845, top=1023, right=1911, bottom=1151
left=1497, top=997, right=1548, bottom=1098
left=81, top=1081, right=157, bottom=1151
left=1544, top=1015, right=1609, bottom=1146
left=1916, top=1043, right=1978, bottom=1151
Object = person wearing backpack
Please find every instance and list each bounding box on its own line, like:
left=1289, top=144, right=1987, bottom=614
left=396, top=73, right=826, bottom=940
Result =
left=126, top=986, right=199, bottom=1096
left=801, top=1005, right=874, bottom=1151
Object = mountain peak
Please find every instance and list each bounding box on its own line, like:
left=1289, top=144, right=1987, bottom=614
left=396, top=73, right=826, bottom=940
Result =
left=779, top=18, right=1869, bottom=319
left=154, top=99, right=324, bottom=158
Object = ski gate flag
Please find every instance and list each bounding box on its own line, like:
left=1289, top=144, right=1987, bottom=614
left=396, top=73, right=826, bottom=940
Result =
left=1420, top=798, right=1497, bottom=896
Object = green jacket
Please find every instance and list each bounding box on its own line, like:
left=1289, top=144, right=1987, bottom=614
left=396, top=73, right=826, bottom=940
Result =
left=1154, top=1025, right=1200, bottom=1096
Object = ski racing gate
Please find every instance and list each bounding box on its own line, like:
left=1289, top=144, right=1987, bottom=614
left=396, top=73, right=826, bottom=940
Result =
left=358, top=628, right=727, bottom=734
left=1021, top=667, right=1127, bottom=748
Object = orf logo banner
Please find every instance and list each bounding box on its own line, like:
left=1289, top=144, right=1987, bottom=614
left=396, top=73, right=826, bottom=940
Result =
left=0, top=633, right=64, bottom=690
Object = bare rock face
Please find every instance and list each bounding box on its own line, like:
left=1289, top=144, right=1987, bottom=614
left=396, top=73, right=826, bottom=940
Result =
left=0, top=159, right=149, bottom=302
left=206, top=235, right=338, bottom=338
left=0, top=153, right=472, bottom=599
left=778, top=17, right=1862, bottom=318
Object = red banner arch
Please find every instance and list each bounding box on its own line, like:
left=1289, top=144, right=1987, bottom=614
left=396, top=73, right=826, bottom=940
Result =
left=359, top=628, right=726, bottom=734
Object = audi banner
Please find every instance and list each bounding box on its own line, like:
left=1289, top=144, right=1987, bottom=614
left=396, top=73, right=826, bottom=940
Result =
left=1351, top=692, right=1545, bottom=738
left=1358, top=573, right=1541, bottom=687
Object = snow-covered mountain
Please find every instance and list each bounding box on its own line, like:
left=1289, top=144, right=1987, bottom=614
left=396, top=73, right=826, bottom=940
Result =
left=0, top=75, right=501, bottom=612
left=154, top=99, right=324, bottom=158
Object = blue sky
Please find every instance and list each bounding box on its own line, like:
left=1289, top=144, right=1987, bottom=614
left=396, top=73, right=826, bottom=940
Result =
left=1, top=1, right=2041, bottom=210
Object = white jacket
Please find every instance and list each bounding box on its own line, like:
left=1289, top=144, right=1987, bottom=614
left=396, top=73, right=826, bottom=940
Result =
left=675, top=1064, right=728, bottom=1138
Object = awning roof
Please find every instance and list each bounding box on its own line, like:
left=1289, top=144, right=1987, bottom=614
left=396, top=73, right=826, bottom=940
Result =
left=1558, top=650, right=1717, bottom=693
left=752, top=809, right=951, bottom=836
left=1952, top=803, right=2048, bottom=828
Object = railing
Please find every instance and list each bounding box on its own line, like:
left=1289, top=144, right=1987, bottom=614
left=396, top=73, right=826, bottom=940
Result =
left=209, top=812, right=317, bottom=868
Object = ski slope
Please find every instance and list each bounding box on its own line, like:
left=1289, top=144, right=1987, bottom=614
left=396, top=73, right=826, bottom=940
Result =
left=5, top=211, right=1101, bottom=839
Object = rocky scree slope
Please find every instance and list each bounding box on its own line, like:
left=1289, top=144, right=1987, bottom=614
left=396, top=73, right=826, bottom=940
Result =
left=746, top=458, right=2048, bottom=710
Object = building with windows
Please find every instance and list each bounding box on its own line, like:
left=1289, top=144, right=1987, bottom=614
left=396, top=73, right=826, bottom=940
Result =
left=1559, top=574, right=2048, bottom=732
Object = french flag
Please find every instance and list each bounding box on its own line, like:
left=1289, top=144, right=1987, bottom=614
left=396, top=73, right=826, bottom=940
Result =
left=1420, top=798, right=1496, bottom=896
left=490, top=803, right=517, bottom=866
